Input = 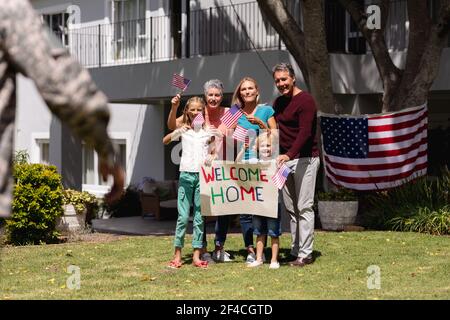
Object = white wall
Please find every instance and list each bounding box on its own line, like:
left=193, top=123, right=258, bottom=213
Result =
left=16, top=75, right=52, bottom=163
left=32, top=0, right=110, bottom=24
left=107, top=103, right=165, bottom=184
left=15, top=76, right=165, bottom=187
left=189, top=0, right=256, bottom=10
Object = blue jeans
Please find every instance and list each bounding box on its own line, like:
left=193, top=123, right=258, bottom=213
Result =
left=214, top=214, right=254, bottom=248
left=253, top=214, right=281, bottom=237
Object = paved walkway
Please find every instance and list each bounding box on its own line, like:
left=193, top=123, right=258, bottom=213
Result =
left=91, top=216, right=238, bottom=236
left=92, top=214, right=291, bottom=236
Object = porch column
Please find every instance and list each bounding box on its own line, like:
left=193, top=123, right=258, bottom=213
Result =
left=49, top=116, right=82, bottom=190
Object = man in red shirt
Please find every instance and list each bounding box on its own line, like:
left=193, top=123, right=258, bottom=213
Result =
left=272, top=63, right=320, bottom=267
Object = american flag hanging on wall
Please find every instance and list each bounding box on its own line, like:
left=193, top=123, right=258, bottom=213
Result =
left=319, top=104, right=428, bottom=191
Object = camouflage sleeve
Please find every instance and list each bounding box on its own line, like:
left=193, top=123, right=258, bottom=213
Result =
left=0, top=0, right=117, bottom=166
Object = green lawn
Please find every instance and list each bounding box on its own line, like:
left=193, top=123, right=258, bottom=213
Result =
left=1, top=231, right=449, bottom=300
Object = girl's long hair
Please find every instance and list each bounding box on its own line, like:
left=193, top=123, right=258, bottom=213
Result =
left=231, top=77, right=260, bottom=107
left=181, top=96, right=206, bottom=127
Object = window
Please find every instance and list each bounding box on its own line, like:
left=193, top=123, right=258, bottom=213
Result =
left=42, top=12, right=70, bottom=47
left=82, top=140, right=127, bottom=186
left=112, top=0, right=147, bottom=60
left=345, top=0, right=366, bottom=54
left=36, top=139, right=50, bottom=165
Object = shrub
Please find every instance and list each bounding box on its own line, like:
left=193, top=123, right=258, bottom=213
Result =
left=7, top=163, right=64, bottom=245
left=388, top=206, right=450, bottom=235
left=103, top=185, right=141, bottom=217
left=317, top=187, right=358, bottom=201
left=13, top=150, right=30, bottom=165
left=362, top=168, right=450, bottom=235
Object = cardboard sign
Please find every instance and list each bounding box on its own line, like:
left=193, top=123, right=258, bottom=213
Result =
left=200, top=160, right=278, bottom=218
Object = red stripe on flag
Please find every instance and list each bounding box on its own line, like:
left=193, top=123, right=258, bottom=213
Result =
left=368, top=106, right=426, bottom=120
left=369, top=123, right=427, bottom=145
left=368, top=137, right=427, bottom=158
left=325, top=162, right=428, bottom=184
left=324, top=149, right=428, bottom=171
left=368, top=111, right=427, bottom=132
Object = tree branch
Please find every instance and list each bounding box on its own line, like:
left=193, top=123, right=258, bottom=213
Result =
left=380, top=0, right=390, bottom=33
left=402, top=0, right=450, bottom=109
left=339, top=0, right=401, bottom=111
left=391, top=0, right=431, bottom=108
left=256, top=0, right=310, bottom=88
left=437, top=1, right=450, bottom=37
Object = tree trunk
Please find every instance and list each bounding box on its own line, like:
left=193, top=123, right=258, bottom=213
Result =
left=301, top=0, right=335, bottom=114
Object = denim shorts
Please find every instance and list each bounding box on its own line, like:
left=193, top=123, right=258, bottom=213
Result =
left=252, top=214, right=281, bottom=237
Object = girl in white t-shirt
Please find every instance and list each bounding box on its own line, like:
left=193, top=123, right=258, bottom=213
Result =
left=163, top=96, right=215, bottom=269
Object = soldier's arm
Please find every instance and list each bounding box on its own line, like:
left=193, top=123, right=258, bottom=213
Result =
left=0, top=0, right=115, bottom=167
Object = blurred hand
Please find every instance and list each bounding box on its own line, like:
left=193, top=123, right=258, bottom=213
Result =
left=171, top=94, right=181, bottom=109
left=176, top=125, right=190, bottom=134
left=204, top=154, right=217, bottom=167
left=246, top=115, right=264, bottom=128
left=207, top=126, right=223, bottom=139
left=276, top=154, right=290, bottom=168
left=99, top=159, right=125, bottom=205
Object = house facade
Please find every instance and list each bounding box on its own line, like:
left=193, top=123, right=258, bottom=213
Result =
left=15, top=0, right=450, bottom=195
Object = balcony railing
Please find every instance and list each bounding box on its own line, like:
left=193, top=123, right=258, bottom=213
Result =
left=67, top=1, right=289, bottom=68
left=65, top=0, right=419, bottom=68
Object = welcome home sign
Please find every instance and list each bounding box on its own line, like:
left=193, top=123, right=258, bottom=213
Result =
left=200, top=161, right=278, bottom=218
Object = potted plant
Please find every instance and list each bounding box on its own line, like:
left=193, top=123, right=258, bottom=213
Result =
left=317, top=187, right=359, bottom=231
left=57, top=189, right=99, bottom=231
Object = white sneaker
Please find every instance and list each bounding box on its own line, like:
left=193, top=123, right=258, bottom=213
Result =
left=213, top=249, right=233, bottom=262
left=269, top=262, right=280, bottom=269
left=201, top=252, right=214, bottom=263
left=247, top=260, right=263, bottom=268
left=246, top=252, right=267, bottom=264
left=222, top=250, right=233, bottom=262
left=246, top=253, right=256, bottom=264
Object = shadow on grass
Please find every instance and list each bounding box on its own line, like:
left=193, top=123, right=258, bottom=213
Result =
left=196, top=248, right=322, bottom=266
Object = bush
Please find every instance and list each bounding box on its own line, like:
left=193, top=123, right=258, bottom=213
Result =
left=103, top=185, right=142, bottom=217
left=63, top=189, right=100, bottom=224
left=14, top=150, right=30, bottom=165
left=388, top=206, right=450, bottom=235
left=317, top=187, right=358, bottom=201
left=7, top=163, right=64, bottom=245
left=362, top=168, right=450, bottom=235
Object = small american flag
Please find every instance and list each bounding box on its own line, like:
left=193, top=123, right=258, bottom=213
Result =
left=191, top=112, right=205, bottom=128
left=220, top=104, right=244, bottom=128
left=272, top=163, right=292, bottom=189
left=319, top=104, right=428, bottom=190
left=171, top=73, right=191, bottom=92
left=232, top=125, right=249, bottom=143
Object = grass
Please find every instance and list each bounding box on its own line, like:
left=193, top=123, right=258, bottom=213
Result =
left=0, top=231, right=449, bottom=300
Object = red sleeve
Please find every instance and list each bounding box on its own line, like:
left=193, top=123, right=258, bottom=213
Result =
left=285, top=96, right=316, bottom=159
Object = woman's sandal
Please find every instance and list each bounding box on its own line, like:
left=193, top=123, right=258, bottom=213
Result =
left=192, top=260, right=208, bottom=269
left=167, top=260, right=182, bottom=269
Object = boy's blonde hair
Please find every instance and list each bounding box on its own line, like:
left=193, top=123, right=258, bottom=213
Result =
left=182, top=96, right=206, bottom=127
left=255, top=131, right=275, bottom=160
